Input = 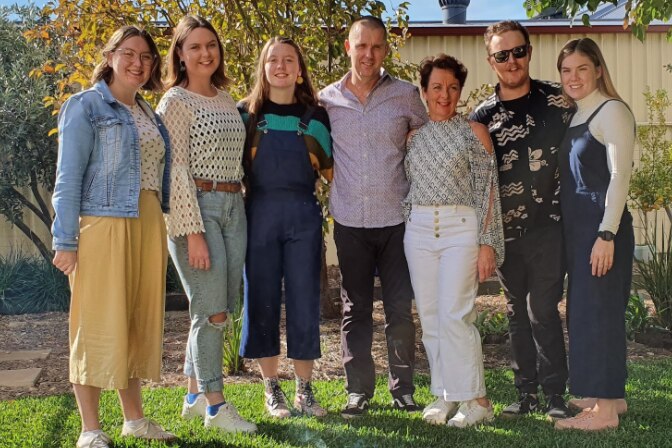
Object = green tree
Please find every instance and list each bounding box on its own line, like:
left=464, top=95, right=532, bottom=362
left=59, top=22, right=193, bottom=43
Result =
left=0, top=6, right=64, bottom=262
left=525, top=0, right=672, bottom=41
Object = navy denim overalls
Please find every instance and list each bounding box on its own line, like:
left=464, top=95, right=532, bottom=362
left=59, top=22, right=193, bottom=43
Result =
left=241, top=107, right=323, bottom=360
left=559, top=100, right=634, bottom=399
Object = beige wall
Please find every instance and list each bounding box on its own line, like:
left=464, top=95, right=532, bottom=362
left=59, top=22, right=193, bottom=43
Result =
left=399, top=31, right=672, bottom=124
left=0, top=187, right=53, bottom=258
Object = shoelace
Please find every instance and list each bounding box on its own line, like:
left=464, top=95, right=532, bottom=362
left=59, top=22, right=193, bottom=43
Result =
left=267, top=383, right=287, bottom=410
left=300, top=383, right=317, bottom=407
left=348, top=394, right=365, bottom=407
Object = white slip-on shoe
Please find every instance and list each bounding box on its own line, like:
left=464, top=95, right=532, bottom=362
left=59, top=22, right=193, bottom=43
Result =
left=121, top=418, right=177, bottom=441
left=447, top=399, right=494, bottom=428
left=181, top=393, right=207, bottom=420
left=422, top=397, right=457, bottom=425
left=204, top=402, right=258, bottom=433
left=76, top=430, right=111, bottom=448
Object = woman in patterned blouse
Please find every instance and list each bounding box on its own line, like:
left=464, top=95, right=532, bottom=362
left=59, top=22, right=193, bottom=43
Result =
left=403, top=54, right=504, bottom=427
left=156, top=16, right=256, bottom=434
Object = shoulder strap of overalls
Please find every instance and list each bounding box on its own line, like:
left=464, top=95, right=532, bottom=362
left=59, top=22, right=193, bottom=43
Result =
left=297, top=106, right=315, bottom=135
left=585, top=99, right=618, bottom=125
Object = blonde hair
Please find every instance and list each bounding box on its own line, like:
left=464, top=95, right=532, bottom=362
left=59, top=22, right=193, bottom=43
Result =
left=557, top=37, right=622, bottom=102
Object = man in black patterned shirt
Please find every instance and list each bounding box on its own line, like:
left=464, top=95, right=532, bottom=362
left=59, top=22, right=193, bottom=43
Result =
left=470, top=20, right=573, bottom=420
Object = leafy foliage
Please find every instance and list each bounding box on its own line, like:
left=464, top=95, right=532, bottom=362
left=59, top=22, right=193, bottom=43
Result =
left=634, top=213, right=672, bottom=330
left=32, top=0, right=415, bottom=109
left=625, top=294, right=653, bottom=340
left=0, top=6, right=64, bottom=262
left=525, top=0, right=672, bottom=41
left=222, top=295, right=245, bottom=375
left=474, top=310, right=509, bottom=343
left=630, top=89, right=672, bottom=223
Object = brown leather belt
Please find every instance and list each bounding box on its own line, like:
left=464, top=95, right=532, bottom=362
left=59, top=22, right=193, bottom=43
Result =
left=194, top=179, right=242, bottom=193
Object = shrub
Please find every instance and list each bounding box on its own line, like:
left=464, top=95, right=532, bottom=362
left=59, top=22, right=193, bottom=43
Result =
left=0, top=252, right=70, bottom=315
left=475, top=310, right=509, bottom=343
left=625, top=294, right=653, bottom=340
left=634, top=216, right=672, bottom=329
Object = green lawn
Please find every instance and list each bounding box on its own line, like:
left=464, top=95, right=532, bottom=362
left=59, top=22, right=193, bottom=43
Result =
left=1, top=359, right=671, bottom=448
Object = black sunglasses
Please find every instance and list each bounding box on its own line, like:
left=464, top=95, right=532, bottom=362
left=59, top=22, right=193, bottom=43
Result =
left=490, top=45, right=529, bottom=64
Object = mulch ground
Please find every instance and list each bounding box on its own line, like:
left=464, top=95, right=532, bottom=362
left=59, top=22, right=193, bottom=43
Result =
left=2, top=291, right=670, bottom=402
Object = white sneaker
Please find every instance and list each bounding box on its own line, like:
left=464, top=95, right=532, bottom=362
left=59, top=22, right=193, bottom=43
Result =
left=204, top=402, right=258, bottom=433
left=422, top=397, right=457, bottom=425
left=121, top=418, right=177, bottom=440
left=447, top=400, right=494, bottom=428
left=181, top=393, right=207, bottom=420
left=76, top=430, right=111, bottom=448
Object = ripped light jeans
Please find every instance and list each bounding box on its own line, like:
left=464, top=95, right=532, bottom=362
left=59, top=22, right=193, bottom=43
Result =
left=169, top=190, right=246, bottom=393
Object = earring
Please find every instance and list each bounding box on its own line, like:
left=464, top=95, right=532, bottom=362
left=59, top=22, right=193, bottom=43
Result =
left=296, top=75, right=304, bottom=85
left=179, top=60, right=186, bottom=72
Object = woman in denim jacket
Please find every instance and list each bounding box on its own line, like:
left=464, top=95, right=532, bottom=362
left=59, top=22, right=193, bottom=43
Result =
left=156, top=16, right=256, bottom=434
left=51, top=26, right=174, bottom=448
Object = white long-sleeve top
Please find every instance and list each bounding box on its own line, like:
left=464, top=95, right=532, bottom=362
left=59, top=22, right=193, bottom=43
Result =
left=570, top=89, right=635, bottom=234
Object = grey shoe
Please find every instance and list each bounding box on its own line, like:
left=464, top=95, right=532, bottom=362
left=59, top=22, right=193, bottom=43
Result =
left=121, top=418, right=177, bottom=441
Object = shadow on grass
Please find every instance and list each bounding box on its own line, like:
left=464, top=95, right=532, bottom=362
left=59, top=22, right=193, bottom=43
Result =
left=38, top=394, right=78, bottom=448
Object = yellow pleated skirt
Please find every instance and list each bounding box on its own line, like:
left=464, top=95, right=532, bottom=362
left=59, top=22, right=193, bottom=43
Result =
left=68, top=190, right=167, bottom=390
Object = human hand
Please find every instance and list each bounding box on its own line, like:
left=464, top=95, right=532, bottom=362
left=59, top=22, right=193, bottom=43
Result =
left=53, top=250, right=78, bottom=275
left=590, top=237, right=614, bottom=277
left=187, top=233, right=210, bottom=270
left=477, top=245, right=496, bottom=283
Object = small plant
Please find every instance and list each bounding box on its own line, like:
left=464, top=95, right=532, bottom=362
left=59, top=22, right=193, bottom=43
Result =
left=222, top=297, right=245, bottom=375
left=625, top=294, right=653, bottom=340
left=634, top=215, right=672, bottom=330
left=475, top=310, right=509, bottom=344
left=0, top=251, right=70, bottom=315
left=630, top=88, right=672, bottom=330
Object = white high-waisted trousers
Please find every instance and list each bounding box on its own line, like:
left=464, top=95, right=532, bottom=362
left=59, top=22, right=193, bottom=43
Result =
left=404, top=205, right=485, bottom=401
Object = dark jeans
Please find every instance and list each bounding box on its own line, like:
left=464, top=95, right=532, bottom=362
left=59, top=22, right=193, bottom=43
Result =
left=497, top=223, right=568, bottom=397
left=334, top=221, right=416, bottom=399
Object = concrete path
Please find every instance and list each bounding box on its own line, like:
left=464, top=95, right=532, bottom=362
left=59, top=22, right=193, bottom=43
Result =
left=0, top=350, right=50, bottom=388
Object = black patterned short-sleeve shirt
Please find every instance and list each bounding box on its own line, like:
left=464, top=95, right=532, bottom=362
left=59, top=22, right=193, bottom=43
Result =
left=470, top=79, right=574, bottom=239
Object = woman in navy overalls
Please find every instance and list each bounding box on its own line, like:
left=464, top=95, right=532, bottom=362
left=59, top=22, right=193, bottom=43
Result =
left=238, top=36, right=333, bottom=418
left=555, top=38, right=635, bottom=431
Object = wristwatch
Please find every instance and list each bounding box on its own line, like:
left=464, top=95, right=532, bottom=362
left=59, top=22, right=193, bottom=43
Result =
left=597, top=230, right=615, bottom=241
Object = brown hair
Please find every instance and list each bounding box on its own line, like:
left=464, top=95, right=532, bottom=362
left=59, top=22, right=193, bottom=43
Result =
left=164, top=15, right=230, bottom=90
left=242, top=36, right=317, bottom=119
left=483, top=20, right=530, bottom=53
left=241, top=37, right=317, bottom=184
left=557, top=37, right=622, bottom=102
left=91, top=25, right=162, bottom=91
left=419, top=53, right=468, bottom=91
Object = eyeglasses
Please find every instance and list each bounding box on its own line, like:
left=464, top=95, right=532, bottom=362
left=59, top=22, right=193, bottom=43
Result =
left=113, top=48, right=156, bottom=65
left=490, top=45, right=529, bottom=64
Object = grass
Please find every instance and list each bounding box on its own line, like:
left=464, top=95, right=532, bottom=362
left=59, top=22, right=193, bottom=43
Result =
left=1, top=359, right=672, bottom=447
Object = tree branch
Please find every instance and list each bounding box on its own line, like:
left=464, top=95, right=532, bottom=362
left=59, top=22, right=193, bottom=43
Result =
left=11, top=216, right=53, bottom=263
left=11, top=186, right=51, bottom=230
left=30, top=171, right=53, bottom=229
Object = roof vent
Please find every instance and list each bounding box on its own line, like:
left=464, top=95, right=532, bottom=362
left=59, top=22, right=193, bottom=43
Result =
left=439, top=0, right=471, bottom=24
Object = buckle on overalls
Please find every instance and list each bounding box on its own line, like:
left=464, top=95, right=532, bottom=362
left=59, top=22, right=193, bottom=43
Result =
left=257, top=119, right=268, bottom=134
left=297, top=121, right=309, bottom=136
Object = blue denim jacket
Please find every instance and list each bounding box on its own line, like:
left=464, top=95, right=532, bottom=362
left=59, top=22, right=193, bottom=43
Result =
left=51, top=81, right=171, bottom=251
